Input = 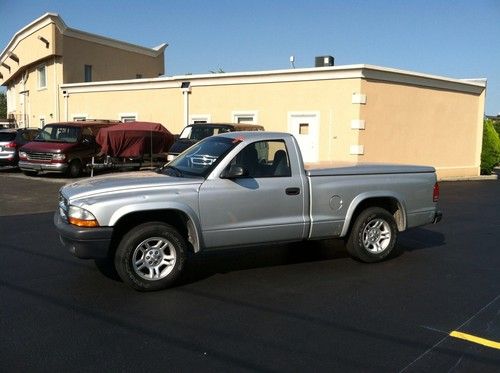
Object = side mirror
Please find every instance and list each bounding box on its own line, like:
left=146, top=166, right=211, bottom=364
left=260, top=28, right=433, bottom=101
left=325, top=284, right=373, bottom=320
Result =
left=221, top=165, right=246, bottom=179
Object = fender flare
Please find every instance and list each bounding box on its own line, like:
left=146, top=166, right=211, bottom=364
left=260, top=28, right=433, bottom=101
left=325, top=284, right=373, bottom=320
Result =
left=109, top=201, right=204, bottom=252
left=340, top=191, right=407, bottom=237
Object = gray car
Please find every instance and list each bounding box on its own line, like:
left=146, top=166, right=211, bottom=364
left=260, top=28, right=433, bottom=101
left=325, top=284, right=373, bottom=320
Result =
left=0, top=128, right=40, bottom=168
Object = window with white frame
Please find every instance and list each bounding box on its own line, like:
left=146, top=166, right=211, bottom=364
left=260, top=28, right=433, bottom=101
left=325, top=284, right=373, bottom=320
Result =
left=189, top=114, right=211, bottom=124
left=232, top=111, right=257, bottom=124
left=72, top=114, right=88, bottom=121
left=120, top=113, right=137, bottom=122
left=37, top=65, right=47, bottom=89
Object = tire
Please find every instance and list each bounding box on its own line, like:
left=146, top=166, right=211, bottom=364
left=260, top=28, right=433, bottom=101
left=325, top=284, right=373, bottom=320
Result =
left=66, top=159, right=82, bottom=178
left=346, top=207, right=400, bottom=263
left=22, top=170, right=38, bottom=176
left=114, top=222, right=187, bottom=291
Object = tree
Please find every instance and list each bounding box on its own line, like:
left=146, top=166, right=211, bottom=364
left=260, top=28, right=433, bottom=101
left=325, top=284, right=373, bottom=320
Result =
left=209, top=67, right=225, bottom=74
left=480, top=119, right=500, bottom=174
left=0, top=92, right=6, bottom=118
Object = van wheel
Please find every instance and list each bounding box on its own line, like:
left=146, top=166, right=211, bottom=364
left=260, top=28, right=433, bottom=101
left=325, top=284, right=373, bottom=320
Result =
left=67, top=160, right=82, bottom=178
left=346, top=207, right=400, bottom=263
left=114, top=222, right=187, bottom=291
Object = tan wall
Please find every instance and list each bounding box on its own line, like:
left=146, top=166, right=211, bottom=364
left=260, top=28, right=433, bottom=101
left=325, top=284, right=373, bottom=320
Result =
left=189, top=79, right=362, bottom=161
left=0, top=23, right=56, bottom=85
left=62, top=35, right=164, bottom=83
left=65, top=78, right=362, bottom=162
left=359, top=79, right=484, bottom=177
left=7, top=56, right=63, bottom=127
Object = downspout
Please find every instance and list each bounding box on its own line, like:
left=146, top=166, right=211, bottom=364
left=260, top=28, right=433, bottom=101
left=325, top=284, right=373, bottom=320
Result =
left=63, top=91, right=69, bottom=121
left=53, top=56, right=59, bottom=122
left=22, top=71, right=28, bottom=127
left=181, top=81, right=191, bottom=127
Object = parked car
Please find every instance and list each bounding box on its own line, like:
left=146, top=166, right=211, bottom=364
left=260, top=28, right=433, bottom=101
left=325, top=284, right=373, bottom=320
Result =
left=19, top=120, right=119, bottom=177
left=167, top=123, right=264, bottom=161
left=55, top=131, right=441, bottom=291
left=0, top=128, right=41, bottom=168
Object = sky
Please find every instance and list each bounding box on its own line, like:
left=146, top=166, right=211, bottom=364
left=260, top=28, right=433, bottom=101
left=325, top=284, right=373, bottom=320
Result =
left=1, top=0, right=499, bottom=114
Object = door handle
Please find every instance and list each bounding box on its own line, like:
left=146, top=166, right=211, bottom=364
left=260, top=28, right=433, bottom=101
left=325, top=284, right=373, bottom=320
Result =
left=286, top=187, right=300, bottom=196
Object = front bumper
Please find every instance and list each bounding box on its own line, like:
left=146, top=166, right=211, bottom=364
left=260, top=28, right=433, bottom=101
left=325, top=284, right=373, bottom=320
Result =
left=19, top=160, right=68, bottom=173
left=54, top=212, right=114, bottom=259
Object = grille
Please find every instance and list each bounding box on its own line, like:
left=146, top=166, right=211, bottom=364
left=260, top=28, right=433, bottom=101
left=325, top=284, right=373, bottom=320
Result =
left=26, top=151, right=53, bottom=161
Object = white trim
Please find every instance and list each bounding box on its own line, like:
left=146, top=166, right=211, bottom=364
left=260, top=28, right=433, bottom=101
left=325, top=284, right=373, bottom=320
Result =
left=351, top=119, right=365, bottom=130
left=232, top=111, right=258, bottom=124
left=71, top=113, right=88, bottom=121
left=60, top=64, right=486, bottom=96
left=0, top=13, right=166, bottom=63
left=119, top=112, right=138, bottom=122
left=39, top=115, right=46, bottom=127
left=350, top=145, right=364, bottom=155
left=189, top=114, right=211, bottom=124
left=352, top=93, right=367, bottom=104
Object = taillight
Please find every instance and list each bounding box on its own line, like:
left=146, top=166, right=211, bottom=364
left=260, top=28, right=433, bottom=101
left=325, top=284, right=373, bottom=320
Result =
left=433, top=182, right=440, bottom=202
left=4, top=141, right=16, bottom=149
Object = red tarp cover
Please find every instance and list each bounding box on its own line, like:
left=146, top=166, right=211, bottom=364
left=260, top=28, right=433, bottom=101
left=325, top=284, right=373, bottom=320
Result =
left=96, top=122, right=174, bottom=158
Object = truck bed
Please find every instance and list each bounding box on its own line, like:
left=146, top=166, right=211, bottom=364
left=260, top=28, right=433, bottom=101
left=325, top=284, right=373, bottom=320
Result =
left=304, top=161, right=435, bottom=177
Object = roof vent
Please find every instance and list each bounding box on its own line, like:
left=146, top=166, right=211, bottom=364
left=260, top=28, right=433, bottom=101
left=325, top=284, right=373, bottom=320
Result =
left=315, top=55, right=334, bottom=67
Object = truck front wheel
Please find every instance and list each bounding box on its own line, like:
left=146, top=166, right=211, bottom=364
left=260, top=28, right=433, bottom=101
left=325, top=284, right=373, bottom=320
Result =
left=114, top=222, right=187, bottom=291
left=346, top=207, right=400, bottom=263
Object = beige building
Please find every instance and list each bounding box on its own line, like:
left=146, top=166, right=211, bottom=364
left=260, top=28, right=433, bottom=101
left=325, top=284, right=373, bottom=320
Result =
left=0, top=13, right=165, bottom=126
left=1, top=14, right=487, bottom=179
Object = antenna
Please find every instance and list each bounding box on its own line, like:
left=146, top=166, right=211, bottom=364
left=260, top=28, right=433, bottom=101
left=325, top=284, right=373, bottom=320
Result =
left=289, top=55, right=295, bottom=69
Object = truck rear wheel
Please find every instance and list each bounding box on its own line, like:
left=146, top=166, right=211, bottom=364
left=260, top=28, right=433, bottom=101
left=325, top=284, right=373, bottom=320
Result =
left=346, top=207, right=400, bottom=263
left=114, top=222, right=187, bottom=291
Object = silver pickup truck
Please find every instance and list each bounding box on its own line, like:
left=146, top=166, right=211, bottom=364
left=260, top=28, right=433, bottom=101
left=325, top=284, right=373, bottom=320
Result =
left=55, top=132, right=442, bottom=291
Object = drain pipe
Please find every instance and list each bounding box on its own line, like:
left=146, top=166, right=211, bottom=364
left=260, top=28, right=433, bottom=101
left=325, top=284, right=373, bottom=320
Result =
left=181, top=81, right=191, bottom=127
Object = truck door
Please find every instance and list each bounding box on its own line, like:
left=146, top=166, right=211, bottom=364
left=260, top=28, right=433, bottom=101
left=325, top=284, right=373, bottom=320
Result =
left=199, top=139, right=307, bottom=249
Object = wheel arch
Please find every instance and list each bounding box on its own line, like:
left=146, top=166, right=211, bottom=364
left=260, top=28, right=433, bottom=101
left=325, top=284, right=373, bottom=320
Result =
left=109, top=205, right=203, bottom=257
left=340, top=193, right=407, bottom=237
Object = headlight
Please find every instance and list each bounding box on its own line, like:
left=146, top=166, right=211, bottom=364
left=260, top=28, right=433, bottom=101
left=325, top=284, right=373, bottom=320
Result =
left=67, top=205, right=99, bottom=227
left=52, top=153, right=66, bottom=161
left=19, top=151, right=27, bottom=158
left=167, top=154, right=176, bottom=162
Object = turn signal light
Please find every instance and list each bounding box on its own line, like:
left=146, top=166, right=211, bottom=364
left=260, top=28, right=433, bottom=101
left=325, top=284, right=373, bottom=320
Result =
left=68, top=217, right=99, bottom=227
left=433, top=182, right=440, bottom=202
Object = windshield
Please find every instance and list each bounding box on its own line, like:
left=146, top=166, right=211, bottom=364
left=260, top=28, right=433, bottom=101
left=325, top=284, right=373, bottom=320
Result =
left=160, top=136, right=237, bottom=178
left=179, top=125, right=231, bottom=141
left=34, top=125, right=81, bottom=143
left=0, top=133, right=16, bottom=142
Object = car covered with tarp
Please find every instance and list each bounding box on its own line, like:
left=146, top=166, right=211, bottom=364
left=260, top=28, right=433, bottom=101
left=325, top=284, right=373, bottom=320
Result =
left=88, top=121, right=175, bottom=174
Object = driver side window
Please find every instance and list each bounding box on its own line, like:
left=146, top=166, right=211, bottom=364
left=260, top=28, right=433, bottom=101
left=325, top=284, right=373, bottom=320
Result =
left=229, top=140, right=291, bottom=178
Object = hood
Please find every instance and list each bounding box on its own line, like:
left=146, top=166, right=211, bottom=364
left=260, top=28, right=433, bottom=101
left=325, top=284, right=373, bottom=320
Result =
left=21, top=141, right=76, bottom=153
left=168, top=138, right=197, bottom=154
left=61, top=171, right=204, bottom=201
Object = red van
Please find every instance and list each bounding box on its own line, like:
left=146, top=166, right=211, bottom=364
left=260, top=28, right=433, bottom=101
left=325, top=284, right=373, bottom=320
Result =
left=19, top=120, right=119, bottom=177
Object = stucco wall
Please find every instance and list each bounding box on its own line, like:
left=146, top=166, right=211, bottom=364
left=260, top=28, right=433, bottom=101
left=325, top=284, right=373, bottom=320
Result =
left=359, top=79, right=484, bottom=177
left=62, top=35, right=164, bottom=83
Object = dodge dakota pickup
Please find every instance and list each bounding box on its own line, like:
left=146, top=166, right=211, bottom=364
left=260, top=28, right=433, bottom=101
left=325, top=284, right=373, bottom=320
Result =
left=55, top=132, right=442, bottom=291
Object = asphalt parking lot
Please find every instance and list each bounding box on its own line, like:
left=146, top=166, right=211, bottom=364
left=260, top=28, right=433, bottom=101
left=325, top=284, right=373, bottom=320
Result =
left=1, top=169, right=499, bottom=372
